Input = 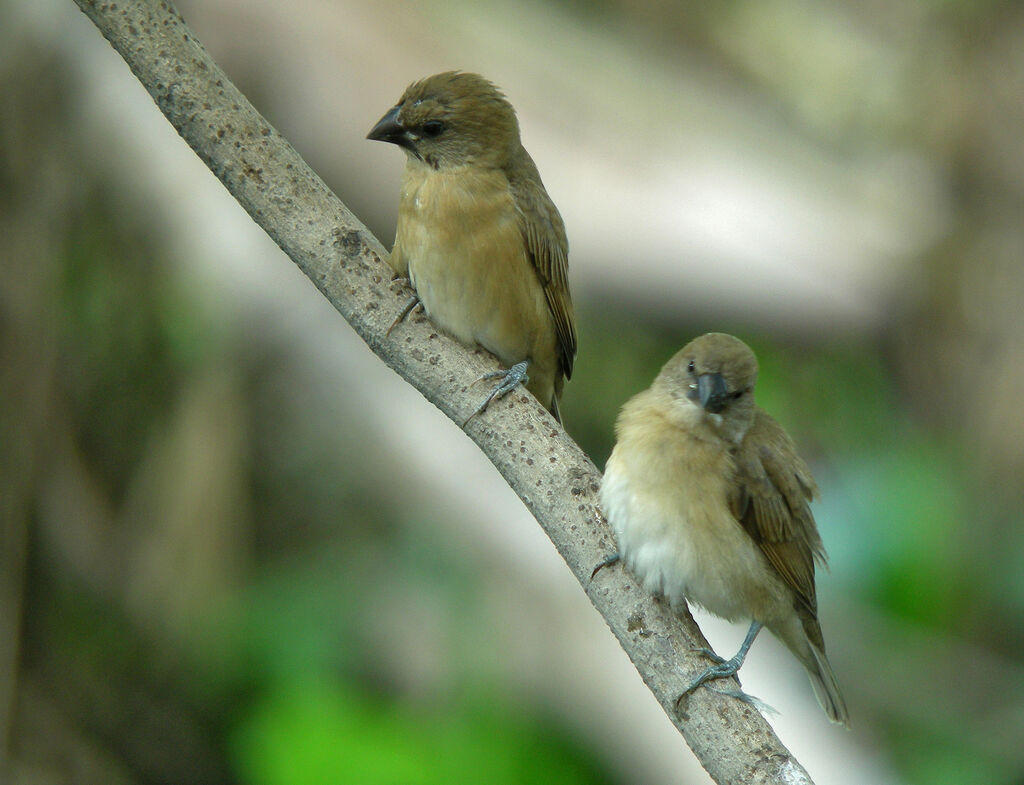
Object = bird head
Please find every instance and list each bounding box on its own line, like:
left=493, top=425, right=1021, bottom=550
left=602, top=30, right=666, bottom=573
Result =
left=367, top=71, right=520, bottom=170
left=656, top=332, right=758, bottom=442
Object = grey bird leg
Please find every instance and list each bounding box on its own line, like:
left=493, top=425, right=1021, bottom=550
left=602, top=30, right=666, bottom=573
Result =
left=685, top=620, right=763, bottom=694
left=463, top=360, right=529, bottom=425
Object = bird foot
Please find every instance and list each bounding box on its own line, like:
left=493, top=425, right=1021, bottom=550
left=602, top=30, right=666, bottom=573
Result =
left=682, top=620, right=763, bottom=696
left=387, top=294, right=422, bottom=336
left=683, top=654, right=746, bottom=696
left=684, top=622, right=765, bottom=704
left=674, top=660, right=761, bottom=719
left=590, top=553, right=620, bottom=581
left=463, top=360, right=529, bottom=425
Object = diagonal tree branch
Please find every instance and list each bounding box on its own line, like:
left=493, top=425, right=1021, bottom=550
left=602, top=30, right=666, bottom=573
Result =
left=72, top=1, right=815, bottom=782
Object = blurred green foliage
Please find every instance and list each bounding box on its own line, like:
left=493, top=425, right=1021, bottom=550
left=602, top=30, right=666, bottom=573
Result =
left=892, top=723, right=1013, bottom=785
left=57, top=193, right=219, bottom=497
left=232, top=679, right=611, bottom=785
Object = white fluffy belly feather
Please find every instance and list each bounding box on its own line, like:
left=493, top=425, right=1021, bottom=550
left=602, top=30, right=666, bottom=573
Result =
left=601, top=447, right=789, bottom=623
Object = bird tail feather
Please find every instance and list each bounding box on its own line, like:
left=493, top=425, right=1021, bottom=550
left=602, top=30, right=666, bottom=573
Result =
left=806, top=642, right=849, bottom=727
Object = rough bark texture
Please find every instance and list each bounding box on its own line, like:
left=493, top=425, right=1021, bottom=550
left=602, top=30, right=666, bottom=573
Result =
left=71, top=1, right=814, bottom=782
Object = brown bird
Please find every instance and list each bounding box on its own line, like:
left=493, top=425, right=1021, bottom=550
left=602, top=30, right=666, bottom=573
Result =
left=367, top=71, right=576, bottom=422
left=599, top=333, right=848, bottom=725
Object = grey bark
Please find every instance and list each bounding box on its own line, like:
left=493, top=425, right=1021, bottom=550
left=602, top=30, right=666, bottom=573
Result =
left=71, top=1, right=815, bottom=782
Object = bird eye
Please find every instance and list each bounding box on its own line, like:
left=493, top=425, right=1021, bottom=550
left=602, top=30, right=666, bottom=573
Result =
left=421, top=119, right=445, bottom=137
left=687, top=360, right=695, bottom=373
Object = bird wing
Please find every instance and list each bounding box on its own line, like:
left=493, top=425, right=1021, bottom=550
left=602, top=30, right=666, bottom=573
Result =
left=730, top=410, right=826, bottom=616
left=509, top=150, right=577, bottom=381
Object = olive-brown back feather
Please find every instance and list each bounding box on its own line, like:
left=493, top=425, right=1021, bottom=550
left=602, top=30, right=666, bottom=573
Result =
left=731, top=410, right=825, bottom=618
left=508, top=148, right=577, bottom=384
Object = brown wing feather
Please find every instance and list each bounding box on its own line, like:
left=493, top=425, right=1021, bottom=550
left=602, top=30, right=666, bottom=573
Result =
left=508, top=149, right=577, bottom=382
left=731, top=410, right=825, bottom=616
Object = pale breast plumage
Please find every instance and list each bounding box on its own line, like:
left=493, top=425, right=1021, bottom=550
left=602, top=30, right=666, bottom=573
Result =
left=601, top=432, right=791, bottom=624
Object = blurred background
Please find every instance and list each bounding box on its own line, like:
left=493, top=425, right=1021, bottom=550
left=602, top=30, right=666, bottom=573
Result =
left=2, top=0, right=1023, bottom=783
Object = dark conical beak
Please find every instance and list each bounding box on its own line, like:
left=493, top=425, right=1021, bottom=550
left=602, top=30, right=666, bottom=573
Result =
left=367, top=106, right=415, bottom=152
left=697, top=372, right=730, bottom=413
